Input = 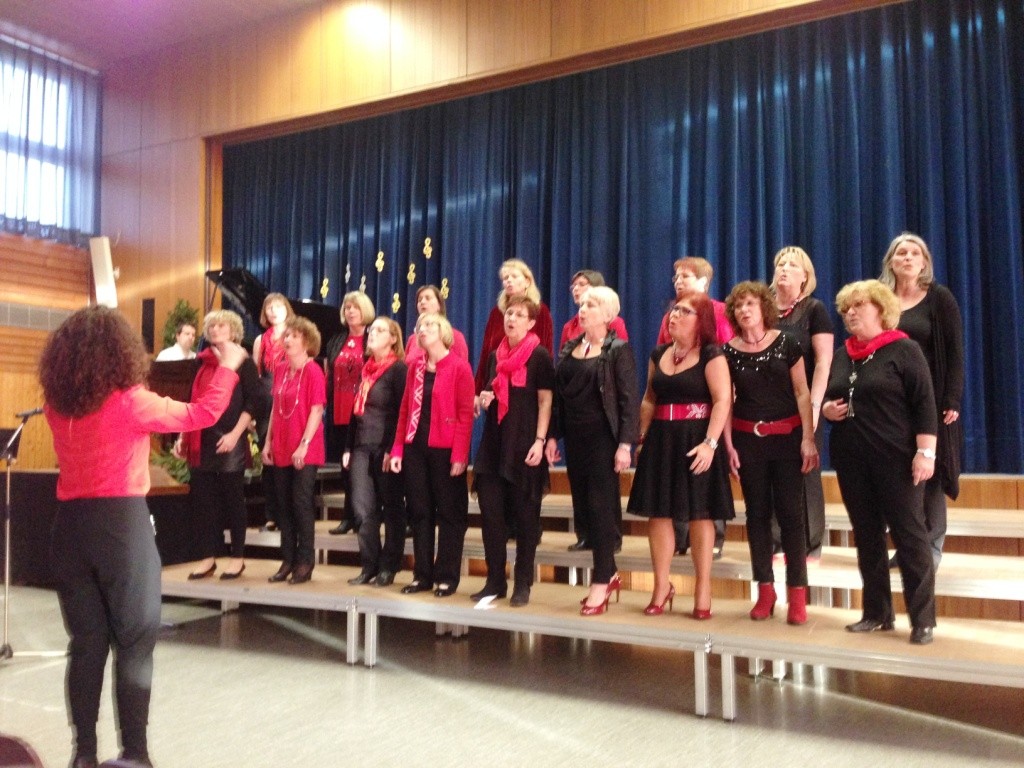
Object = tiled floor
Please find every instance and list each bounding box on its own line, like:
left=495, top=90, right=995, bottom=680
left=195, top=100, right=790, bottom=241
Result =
left=1, top=586, right=1022, bottom=767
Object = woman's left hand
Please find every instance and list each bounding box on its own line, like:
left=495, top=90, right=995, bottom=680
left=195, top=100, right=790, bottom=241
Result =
left=291, top=444, right=308, bottom=469
left=800, top=437, right=820, bottom=474
left=912, top=453, right=935, bottom=485
left=686, top=442, right=714, bottom=475
left=613, top=445, right=631, bottom=473
left=943, top=409, right=959, bottom=425
left=524, top=441, right=543, bottom=467
left=215, top=433, right=239, bottom=454
left=450, top=461, right=467, bottom=477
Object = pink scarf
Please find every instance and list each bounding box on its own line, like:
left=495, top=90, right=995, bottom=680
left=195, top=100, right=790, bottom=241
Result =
left=846, top=329, right=908, bottom=360
left=491, top=332, right=540, bottom=423
left=353, top=353, right=397, bottom=417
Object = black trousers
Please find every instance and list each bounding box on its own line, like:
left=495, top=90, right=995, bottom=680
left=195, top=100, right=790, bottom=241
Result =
left=51, top=498, right=162, bottom=760
left=254, top=380, right=280, bottom=525
left=476, top=472, right=542, bottom=588
left=402, top=443, right=468, bottom=586
left=190, top=469, right=247, bottom=559
left=274, top=464, right=318, bottom=567
left=923, top=476, right=947, bottom=562
left=737, top=456, right=807, bottom=587
left=349, top=446, right=406, bottom=574
left=833, top=449, right=936, bottom=629
left=771, top=424, right=827, bottom=554
left=564, top=421, right=620, bottom=584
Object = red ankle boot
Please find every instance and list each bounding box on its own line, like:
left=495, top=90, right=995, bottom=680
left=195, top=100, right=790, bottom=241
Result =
left=749, top=582, right=776, bottom=620
left=787, top=586, right=807, bottom=625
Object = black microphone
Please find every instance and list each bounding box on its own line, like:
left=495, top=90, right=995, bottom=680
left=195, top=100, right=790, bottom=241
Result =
left=15, top=407, right=43, bottom=418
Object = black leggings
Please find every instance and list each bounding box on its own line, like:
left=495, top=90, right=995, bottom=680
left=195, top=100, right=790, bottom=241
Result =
left=190, top=469, right=247, bottom=558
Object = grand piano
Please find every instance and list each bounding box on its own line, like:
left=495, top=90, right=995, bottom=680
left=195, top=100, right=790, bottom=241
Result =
left=148, top=268, right=343, bottom=402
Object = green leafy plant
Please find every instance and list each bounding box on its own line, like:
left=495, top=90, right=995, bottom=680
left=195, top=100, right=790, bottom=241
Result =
left=151, top=445, right=190, bottom=484
left=162, top=299, right=200, bottom=350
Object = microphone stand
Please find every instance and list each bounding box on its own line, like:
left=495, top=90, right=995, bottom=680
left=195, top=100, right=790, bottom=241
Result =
left=1, top=410, right=65, bottom=661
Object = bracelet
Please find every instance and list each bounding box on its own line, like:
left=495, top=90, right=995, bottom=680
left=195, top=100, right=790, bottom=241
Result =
left=916, top=447, right=936, bottom=460
left=535, top=436, right=545, bottom=443
left=300, top=438, right=311, bottom=447
left=702, top=436, right=718, bottom=450
left=811, top=400, right=821, bottom=409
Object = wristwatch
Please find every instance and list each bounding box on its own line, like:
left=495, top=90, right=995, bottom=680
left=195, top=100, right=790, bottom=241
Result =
left=703, top=436, right=718, bottom=450
left=916, top=447, right=936, bottom=460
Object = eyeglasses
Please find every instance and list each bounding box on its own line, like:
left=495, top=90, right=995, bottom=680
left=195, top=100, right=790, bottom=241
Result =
left=844, top=299, right=870, bottom=312
left=670, top=305, right=698, bottom=316
left=504, top=310, right=530, bottom=320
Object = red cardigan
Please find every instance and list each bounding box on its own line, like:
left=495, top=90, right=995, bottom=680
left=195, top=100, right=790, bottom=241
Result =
left=391, top=352, right=475, bottom=465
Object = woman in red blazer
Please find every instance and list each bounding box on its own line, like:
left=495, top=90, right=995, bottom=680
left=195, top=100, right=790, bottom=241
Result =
left=391, top=312, right=475, bottom=597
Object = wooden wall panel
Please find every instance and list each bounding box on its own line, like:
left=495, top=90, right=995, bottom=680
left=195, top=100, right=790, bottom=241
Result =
left=0, top=349, right=56, bottom=470
left=0, top=234, right=90, bottom=309
left=390, top=0, right=467, bottom=93
left=101, top=59, right=145, bottom=156
left=321, top=0, right=392, bottom=110
left=202, top=24, right=264, bottom=134
left=551, top=0, right=647, bottom=58
left=466, top=0, right=552, bottom=76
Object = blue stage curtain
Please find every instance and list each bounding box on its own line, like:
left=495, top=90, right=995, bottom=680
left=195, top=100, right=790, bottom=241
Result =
left=223, top=0, right=1024, bottom=472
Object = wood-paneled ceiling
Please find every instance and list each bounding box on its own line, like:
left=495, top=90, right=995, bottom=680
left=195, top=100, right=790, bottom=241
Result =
left=0, top=0, right=322, bottom=70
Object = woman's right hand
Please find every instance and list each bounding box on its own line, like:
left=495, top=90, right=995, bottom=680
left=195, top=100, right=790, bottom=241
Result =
left=544, top=438, right=561, bottom=465
left=389, top=456, right=403, bottom=473
left=727, top=445, right=741, bottom=478
left=822, top=399, right=848, bottom=422
left=261, top=446, right=272, bottom=466
left=217, top=341, right=248, bottom=371
left=342, top=451, right=350, bottom=470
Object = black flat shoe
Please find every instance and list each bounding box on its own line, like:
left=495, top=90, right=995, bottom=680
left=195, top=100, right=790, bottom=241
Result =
left=401, top=580, right=432, bottom=594
left=434, top=583, right=457, bottom=598
left=509, top=585, right=530, bottom=607
left=567, top=539, right=590, bottom=552
left=268, top=564, right=293, bottom=583
left=846, top=617, right=895, bottom=633
left=187, top=563, right=216, bottom=580
left=288, top=564, right=313, bottom=584
left=220, top=564, right=245, bottom=580
left=347, top=571, right=377, bottom=585
left=910, top=626, right=934, bottom=645
left=470, top=583, right=507, bottom=601
left=712, top=545, right=724, bottom=561
left=375, top=570, right=396, bottom=587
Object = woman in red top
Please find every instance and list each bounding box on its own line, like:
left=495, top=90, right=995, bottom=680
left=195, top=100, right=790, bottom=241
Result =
left=405, top=284, right=469, bottom=364
left=252, top=292, right=294, bottom=532
left=262, top=316, right=327, bottom=585
left=391, top=312, right=475, bottom=596
left=41, top=307, right=245, bottom=768
left=474, top=259, right=553, bottom=396
left=323, top=291, right=374, bottom=534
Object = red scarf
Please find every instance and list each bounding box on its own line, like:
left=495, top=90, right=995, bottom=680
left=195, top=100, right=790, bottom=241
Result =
left=182, top=348, right=221, bottom=466
left=353, top=353, right=397, bottom=417
left=491, top=332, right=540, bottom=424
left=845, top=329, right=908, bottom=360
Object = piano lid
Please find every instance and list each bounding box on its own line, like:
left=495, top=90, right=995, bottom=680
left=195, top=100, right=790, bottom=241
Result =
left=206, top=268, right=344, bottom=348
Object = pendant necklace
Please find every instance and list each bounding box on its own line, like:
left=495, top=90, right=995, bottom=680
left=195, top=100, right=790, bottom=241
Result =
left=276, top=362, right=306, bottom=419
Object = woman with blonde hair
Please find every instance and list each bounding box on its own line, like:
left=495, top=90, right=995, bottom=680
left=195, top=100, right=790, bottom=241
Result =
left=324, top=291, right=375, bottom=534
left=823, top=279, right=937, bottom=644
left=178, top=309, right=262, bottom=581
left=474, top=258, right=553, bottom=395
left=770, top=246, right=834, bottom=559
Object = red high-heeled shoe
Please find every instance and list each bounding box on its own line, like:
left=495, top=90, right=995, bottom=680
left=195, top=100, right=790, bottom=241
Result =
left=580, top=574, right=621, bottom=616
left=690, top=607, right=712, bottom=620
left=643, top=583, right=675, bottom=616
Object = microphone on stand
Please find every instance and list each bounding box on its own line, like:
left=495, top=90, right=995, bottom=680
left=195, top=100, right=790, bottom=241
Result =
left=14, top=408, right=43, bottom=419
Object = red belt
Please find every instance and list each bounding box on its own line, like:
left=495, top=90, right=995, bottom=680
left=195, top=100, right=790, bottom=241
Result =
left=654, top=402, right=710, bottom=421
left=732, top=414, right=801, bottom=437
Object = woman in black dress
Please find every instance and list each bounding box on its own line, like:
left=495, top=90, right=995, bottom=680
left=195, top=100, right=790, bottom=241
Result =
left=545, top=286, right=639, bottom=616
left=723, top=282, right=818, bottom=625
left=823, top=279, right=937, bottom=644
left=771, top=247, right=834, bottom=559
left=881, top=232, right=964, bottom=568
left=628, top=290, right=733, bottom=619
left=343, top=317, right=407, bottom=587
left=474, top=295, right=554, bottom=607
left=178, top=310, right=261, bottom=581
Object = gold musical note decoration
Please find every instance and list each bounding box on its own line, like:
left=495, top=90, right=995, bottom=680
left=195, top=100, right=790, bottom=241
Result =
left=359, top=274, right=367, bottom=293
left=423, top=237, right=433, bottom=260
left=407, top=262, right=416, bottom=284
left=345, top=262, right=351, bottom=285
left=320, top=278, right=329, bottom=300
left=440, top=278, right=450, bottom=299
left=392, top=293, right=401, bottom=313
left=375, top=250, right=385, bottom=273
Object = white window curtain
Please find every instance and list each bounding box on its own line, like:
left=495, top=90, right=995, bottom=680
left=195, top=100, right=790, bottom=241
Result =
left=0, top=37, right=101, bottom=246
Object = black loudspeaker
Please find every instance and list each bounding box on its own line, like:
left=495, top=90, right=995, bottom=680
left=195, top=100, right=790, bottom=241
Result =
left=88, top=236, right=118, bottom=308
left=142, top=298, right=155, bottom=354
